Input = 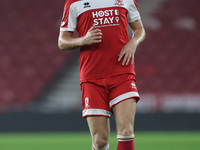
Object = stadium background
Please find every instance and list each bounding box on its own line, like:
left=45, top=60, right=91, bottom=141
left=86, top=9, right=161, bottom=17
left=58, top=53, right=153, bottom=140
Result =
left=0, top=0, right=200, bottom=149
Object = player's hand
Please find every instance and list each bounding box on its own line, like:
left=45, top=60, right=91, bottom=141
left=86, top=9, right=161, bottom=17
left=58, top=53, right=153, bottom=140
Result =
left=118, top=41, right=137, bottom=65
left=82, top=25, right=102, bottom=45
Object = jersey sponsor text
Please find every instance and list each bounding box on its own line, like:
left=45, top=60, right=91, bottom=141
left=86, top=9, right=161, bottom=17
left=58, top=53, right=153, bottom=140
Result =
left=92, top=9, right=120, bottom=26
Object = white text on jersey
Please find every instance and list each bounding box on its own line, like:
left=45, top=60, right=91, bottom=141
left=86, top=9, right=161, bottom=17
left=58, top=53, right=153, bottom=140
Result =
left=92, top=9, right=120, bottom=26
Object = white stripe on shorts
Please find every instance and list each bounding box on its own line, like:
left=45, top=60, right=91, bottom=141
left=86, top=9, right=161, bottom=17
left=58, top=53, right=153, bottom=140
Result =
left=109, top=92, right=140, bottom=108
left=82, top=109, right=111, bottom=117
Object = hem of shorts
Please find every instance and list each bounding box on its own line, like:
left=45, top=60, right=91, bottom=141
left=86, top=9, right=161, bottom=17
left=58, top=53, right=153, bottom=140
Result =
left=110, top=96, right=140, bottom=110
left=80, top=71, right=136, bottom=82
left=110, top=92, right=140, bottom=109
left=82, top=114, right=111, bottom=118
left=82, top=109, right=111, bottom=118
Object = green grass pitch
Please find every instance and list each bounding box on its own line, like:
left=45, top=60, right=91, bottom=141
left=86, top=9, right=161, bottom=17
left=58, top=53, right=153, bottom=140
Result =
left=0, top=132, right=199, bottom=150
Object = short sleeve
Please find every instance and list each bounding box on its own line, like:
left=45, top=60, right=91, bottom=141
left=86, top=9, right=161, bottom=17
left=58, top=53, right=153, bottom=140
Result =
left=60, top=1, right=77, bottom=32
left=127, top=0, right=141, bottom=23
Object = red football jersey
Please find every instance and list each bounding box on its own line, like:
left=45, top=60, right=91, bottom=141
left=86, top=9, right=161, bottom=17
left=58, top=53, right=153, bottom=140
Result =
left=60, top=0, right=141, bottom=81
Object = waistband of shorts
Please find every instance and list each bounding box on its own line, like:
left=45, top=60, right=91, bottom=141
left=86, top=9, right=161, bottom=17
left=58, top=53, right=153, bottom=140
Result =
left=80, top=73, right=136, bottom=83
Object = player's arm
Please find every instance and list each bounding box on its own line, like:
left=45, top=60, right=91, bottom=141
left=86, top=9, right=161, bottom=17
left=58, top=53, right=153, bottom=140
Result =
left=118, top=20, right=146, bottom=65
left=58, top=25, right=102, bottom=51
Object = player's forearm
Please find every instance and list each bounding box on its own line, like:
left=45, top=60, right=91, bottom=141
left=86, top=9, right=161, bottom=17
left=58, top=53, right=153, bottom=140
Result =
left=58, top=26, right=102, bottom=51
left=58, top=36, right=85, bottom=51
left=131, top=26, right=146, bottom=47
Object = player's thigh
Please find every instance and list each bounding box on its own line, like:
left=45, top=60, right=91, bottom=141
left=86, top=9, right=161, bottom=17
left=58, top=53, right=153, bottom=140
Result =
left=112, top=98, right=137, bottom=135
left=109, top=74, right=140, bottom=109
left=87, top=116, right=110, bottom=140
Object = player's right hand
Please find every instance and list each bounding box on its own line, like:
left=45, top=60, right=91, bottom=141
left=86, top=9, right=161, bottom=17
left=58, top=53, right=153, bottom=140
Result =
left=82, top=25, right=102, bottom=45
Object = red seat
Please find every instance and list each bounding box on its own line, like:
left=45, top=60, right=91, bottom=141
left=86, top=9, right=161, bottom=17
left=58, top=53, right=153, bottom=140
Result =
left=0, top=0, right=72, bottom=111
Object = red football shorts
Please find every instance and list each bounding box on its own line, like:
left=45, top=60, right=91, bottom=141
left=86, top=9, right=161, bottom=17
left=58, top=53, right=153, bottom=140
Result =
left=80, top=73, right=140, bottom=118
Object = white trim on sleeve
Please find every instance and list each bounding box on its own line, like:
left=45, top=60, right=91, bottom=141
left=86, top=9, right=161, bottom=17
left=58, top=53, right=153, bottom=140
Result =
left=60, top=27, right=75, bottom=32
left=126, top=0, right=141, bottom=23
left=128, top=17, right=141, bottom=23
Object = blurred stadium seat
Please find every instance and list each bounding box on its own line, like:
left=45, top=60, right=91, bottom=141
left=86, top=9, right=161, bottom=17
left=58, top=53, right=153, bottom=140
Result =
left=135, top=0, right=200, bottom=112
left=136, top=0, right=200, bottom=92
left=0, top=0, right=71, bottom=111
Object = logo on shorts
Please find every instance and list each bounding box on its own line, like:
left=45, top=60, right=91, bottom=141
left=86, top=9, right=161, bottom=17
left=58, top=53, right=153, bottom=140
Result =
left=85, top=97, right=90, bottom=108
left=131, top=82, right=136, bottom=89
left=114, top=0, right=124, bottom=6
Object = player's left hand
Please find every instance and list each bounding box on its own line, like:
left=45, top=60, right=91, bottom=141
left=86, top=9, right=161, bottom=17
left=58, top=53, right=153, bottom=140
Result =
left=118, top=41, right=137, bottom=65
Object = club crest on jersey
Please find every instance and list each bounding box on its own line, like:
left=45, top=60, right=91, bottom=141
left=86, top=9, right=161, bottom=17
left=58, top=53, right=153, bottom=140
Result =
left=114, top=0, right=124, bottom=6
